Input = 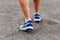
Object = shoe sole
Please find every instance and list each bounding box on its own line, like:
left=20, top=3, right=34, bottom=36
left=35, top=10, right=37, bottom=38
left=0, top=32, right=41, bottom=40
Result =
left=20, top=27, right=33, bottom=31
left=34, top=17, right=41, bottom=22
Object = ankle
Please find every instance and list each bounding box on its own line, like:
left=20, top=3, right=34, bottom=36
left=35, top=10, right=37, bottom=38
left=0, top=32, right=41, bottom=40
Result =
left=34, top=12, right=40, bottom=14
left=25, top=19, right=32, bottom=22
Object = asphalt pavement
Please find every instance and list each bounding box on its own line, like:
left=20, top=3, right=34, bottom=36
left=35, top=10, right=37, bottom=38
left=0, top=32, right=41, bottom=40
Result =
left=0, top=0, right=60, bottom=40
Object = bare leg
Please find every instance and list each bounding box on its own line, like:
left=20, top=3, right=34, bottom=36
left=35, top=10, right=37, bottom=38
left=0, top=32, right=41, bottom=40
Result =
left=33, top=0, right=40, bottom=13
left=33, top=0, right=41, bottom=22
left=19, top=0, right=31, bottom=19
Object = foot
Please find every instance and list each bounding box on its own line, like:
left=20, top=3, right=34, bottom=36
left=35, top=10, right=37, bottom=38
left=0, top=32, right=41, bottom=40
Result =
left=20, top=20, right=33, bottom=31
left=34, top=13, right=41, bottom=22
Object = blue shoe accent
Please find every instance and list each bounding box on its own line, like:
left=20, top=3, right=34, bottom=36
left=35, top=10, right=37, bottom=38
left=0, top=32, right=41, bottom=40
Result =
left=34, top=14, right=41, bottom=21
left=20, top=20, right=33, bottom=30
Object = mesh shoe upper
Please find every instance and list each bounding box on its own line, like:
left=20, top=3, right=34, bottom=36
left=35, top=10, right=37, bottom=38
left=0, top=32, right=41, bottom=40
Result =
left=34, top=14, right=41, bottom=19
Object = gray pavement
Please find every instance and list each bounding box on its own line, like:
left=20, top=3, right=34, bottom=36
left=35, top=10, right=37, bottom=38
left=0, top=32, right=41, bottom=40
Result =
left=0, top=0, right=60, bottom=40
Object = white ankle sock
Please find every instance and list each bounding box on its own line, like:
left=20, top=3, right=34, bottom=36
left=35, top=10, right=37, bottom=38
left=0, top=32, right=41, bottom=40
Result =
left=34, top=12, right=40, bottom=14
left=25, top=19, right=31, bottom=22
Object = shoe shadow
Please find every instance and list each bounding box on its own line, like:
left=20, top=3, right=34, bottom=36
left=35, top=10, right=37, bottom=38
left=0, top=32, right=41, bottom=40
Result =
left=18, top=18, right=58, bottom=34
left=5, top=18, right=59, bottom=38
left=21, top=18, right=59, bottom=34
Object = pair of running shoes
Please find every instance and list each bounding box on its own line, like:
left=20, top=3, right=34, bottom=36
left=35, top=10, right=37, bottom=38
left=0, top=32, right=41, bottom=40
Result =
left=20, top=13, right=41, bottom=31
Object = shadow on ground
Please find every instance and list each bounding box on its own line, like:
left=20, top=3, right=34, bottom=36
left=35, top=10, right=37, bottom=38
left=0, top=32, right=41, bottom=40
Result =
left=5, top=18, right=60, bottom=40
left=0, top=0, right=60, bottom=40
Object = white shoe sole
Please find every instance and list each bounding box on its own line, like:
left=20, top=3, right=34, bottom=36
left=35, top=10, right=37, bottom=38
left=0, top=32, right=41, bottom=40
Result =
left=20, top=26, right=33, bottom=31
left=34, top=17, right=41, bottom=22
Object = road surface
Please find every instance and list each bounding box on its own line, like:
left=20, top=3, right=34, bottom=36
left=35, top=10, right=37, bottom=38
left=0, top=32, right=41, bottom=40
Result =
left=0, top=0, right=60, bottom=40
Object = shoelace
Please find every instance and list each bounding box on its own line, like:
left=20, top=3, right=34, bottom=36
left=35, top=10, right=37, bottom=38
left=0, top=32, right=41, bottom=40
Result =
left=23, top=21, right=32, bottom=27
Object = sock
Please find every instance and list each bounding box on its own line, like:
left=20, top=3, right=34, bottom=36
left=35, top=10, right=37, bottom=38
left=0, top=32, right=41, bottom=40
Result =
left=25, top=19, right=31, bottom=22
left=34, top=12, right=40, bottom=14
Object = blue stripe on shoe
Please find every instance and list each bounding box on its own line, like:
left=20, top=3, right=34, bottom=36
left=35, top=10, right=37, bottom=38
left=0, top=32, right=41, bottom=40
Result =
left=25, top=20, right=33, bottom=27
left=20, top=20, right=33, bottom=30
left=22, top=20, right=33, bottom=28
left=34, top=14, right=41, bottom=19
left=34, top=16, right=40, bottom=19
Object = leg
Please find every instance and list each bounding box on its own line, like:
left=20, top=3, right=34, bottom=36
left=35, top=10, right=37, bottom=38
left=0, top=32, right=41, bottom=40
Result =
left=33, top=0, right=41, bottom=21
left=33, top=0, right=40, bottom=13
left=19, top=0, right=33, bottom=30
left=19, top=0, right=31, bottom=19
